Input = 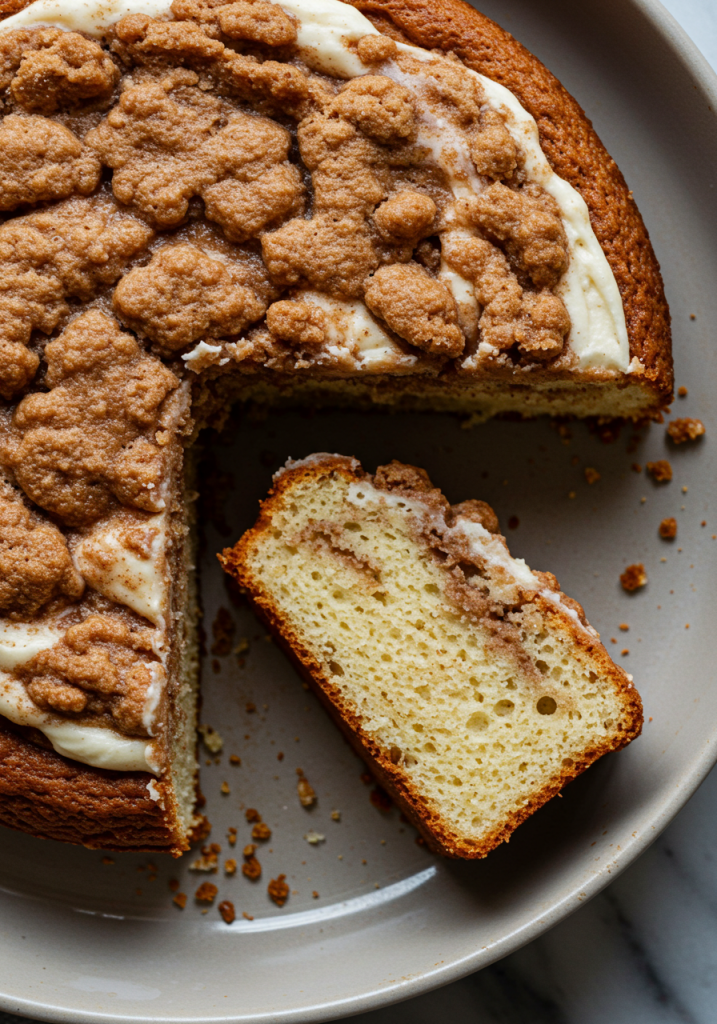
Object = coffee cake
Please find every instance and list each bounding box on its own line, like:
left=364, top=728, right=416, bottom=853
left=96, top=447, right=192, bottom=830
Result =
left=0, top=0, right=666, bottom=853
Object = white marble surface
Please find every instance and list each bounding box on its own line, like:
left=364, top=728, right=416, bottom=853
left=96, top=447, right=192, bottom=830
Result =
left=1, top=2, right=715, bottom=1023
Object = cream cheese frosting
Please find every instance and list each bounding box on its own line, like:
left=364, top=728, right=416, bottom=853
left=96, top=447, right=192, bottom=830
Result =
left=0, top=0, right=630, bottom=372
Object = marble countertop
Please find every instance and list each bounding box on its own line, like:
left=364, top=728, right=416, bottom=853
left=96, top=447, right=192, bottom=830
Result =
left=2, top=2, right=716, bottom=1023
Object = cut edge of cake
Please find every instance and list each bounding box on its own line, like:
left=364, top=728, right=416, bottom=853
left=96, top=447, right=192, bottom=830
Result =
left=220, top=453, right=643, bottom=859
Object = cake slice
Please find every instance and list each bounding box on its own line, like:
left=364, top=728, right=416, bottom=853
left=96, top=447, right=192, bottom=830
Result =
left=221, top=454, right=642, bottom=858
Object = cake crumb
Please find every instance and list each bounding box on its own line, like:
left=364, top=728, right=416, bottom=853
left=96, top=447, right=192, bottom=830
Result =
left=168, top=878, right=179, bottom=892
left=304, top=830, right=325, bottom=845
left=194, top=882, right=218, bottom=903
left=225, top=859, right=237, bottom=875
left=245, top=808, right=261, bottom=822
left=173, top=892, right=187, bottom=909
left=621, top=649, right=629, bottom=656
left=229, top=754, right=241, bottom=765
left=297, top=775, right=317, bottom=807
left=190, top=843, right=221, bottom=872
left=242, top=912, right=254, bottom=921
left=245, top=702, right=257, bottom=713
left=507, top=515, right=519, bottom=529
left=252, top=822, right=272, bottom=841
left=331, top=810, right=341, bottom=822
left=101, top=856, right=114, bottom=865
left=678, top=386, right=688, bottom=397
left=659, top=517, right=677, bottom=539
left=667, top=418, right=705, bottom=444
left=198, top=724, right=224, bottom=753
left=218, top=900, right=236, bottom=924
left=619, top=623, right=629, bottom=632
left=268, top=874, right=289, bottom=907
left=312, top=890, right=319, bottom=899
left=646, top=460, right=672, bottom=483
left=620, top=564, right=647, bottom=592
left=227, top=827, right=237, bottom=846
left=221, top=781, right=230, bottom=795
left=242, top=858, right=262, bottom=880
left=584, top=467, right=600, bottom=484
left=568, top=491, right=576, bottom=499
left=631, top=463, right=642, bottom=473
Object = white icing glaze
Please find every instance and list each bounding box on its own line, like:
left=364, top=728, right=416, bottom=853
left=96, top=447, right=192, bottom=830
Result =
left=146, top=778, right=163, bottom=802
left=274, top=452, right=360, bottom=480
left=0, top=620, right=64, bottom=672
left=448, top=517, right=537, bottom=589
left=182, top=340, right=229, bottom=373
left=142, top=661, right=165, bottom=735
left=73, top=514, right=169, bottom=628
left=0, top=0, right=169, bottom=35
left=300, top=291, right=417, bottom=369
left=278, top=0, right=370, bottom=77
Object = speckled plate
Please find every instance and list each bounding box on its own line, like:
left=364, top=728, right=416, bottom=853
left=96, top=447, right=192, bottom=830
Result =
left=1, top=0, right=716, bottom=1020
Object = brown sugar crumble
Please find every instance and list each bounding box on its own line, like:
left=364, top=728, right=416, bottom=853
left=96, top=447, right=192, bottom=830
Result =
left=584, top=467, right=600, bottom=485
left=659, top=517, right=678, bottom=540
left=173, top=892, right=187, bottom=909
left=245, top=808, right=261, bottom=822
left=667, top=418, right=705, bottom=444
left=646, top=460, right=672, bottom=483
left=620, top=564, right=648, bottom=592
left=195, top=882, right=218, bottom=903
left=225, top=858, right=237, bottom=875
left=242, top=856, right=262, bottom=880
left=218, top=900, right=236, bottom=924
left=252, top=822, right=272, bottom=841
left=268, top=874, right=290, bottom=907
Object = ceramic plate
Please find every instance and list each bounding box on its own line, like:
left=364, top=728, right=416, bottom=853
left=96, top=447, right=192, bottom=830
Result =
left=1, top=0, right=716, bottom=1019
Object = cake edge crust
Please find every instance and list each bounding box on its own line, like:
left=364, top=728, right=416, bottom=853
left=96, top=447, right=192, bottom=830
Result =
left=220, top=456, right=644, bottom=859
left=0, top=716, right=195, bottom=854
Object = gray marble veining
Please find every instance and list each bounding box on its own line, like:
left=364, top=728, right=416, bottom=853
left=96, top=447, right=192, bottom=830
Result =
left=1, top=1, right=715, bottom=1023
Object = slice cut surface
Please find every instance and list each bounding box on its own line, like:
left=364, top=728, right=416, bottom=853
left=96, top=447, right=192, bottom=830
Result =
left=220, top=454, right=642, bottom=858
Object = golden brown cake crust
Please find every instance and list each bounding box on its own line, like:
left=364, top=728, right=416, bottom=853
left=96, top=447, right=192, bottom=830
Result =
left=0, top=716, right=187, bottom=854
left=351, top=0, right=673, bottom=405
left=220, top=457, right=644, bottom=859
